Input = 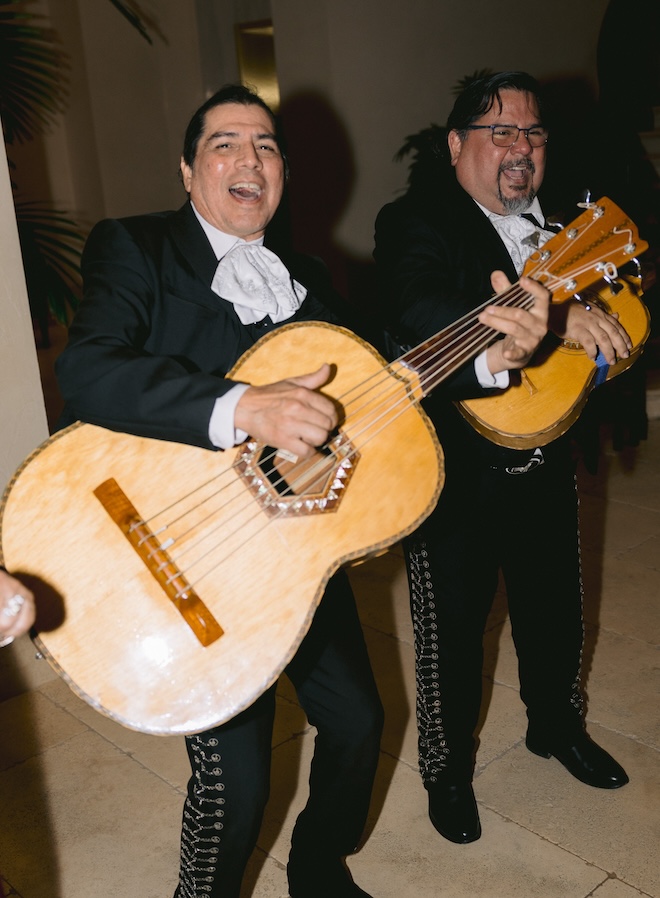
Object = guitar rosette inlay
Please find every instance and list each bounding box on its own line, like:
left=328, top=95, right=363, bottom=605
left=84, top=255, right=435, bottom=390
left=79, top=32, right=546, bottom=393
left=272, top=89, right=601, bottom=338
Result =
left=236, top=431, right=359, bottom=518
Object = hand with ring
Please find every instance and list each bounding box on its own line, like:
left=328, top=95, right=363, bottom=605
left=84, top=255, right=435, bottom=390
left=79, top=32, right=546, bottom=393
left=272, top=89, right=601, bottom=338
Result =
left=0, top=569, right=36, bottom=647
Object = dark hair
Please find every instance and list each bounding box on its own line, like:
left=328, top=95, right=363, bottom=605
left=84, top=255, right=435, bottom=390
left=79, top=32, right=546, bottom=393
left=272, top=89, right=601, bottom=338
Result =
left=447, top=71, right=544, bottom=135
left=181, top=83, right=288, bottom=175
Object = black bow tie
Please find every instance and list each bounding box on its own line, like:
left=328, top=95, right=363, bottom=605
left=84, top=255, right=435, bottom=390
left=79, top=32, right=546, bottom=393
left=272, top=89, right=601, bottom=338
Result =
left=520, top=212, right=562, bottom=233
left=520, top=212, right=542, bottom=228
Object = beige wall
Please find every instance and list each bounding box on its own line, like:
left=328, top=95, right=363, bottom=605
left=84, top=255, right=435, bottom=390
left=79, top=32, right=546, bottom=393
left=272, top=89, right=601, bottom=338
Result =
left=272, top=0, right=611, bottom=261
left=20, top=0, right=614, bottom=252
left=0, top=145, right=49, bottom=494
left=27, top=0, right=207, bottom=228
left=11, top=0, right=615, bottom=264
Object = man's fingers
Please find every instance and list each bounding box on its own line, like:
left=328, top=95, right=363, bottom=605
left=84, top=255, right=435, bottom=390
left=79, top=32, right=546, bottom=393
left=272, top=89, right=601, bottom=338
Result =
left=235, top=366, right=339, bottom=457
left=288, top=363, right=333, bottom=391
left=0, top=574, right=36, bottom=640
left=487, top=272, right=550, bottom=320
left=480, top=272, right=551, bottom=373
left=558, top=303, right=632, bottom=363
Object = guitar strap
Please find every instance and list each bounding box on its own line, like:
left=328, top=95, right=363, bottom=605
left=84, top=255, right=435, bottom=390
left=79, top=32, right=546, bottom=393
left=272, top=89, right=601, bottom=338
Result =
left=594, top=350, right=611, bottom=386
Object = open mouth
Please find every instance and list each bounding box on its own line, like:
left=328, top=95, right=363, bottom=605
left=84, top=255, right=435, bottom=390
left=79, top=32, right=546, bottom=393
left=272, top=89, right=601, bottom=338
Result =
left=229, top=182, right=263, bottom=201
left=499, top=159, right=534, bottom=186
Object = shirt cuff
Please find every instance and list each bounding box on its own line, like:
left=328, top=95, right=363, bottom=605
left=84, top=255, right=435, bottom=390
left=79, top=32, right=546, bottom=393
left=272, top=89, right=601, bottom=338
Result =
left=474, top=350, right=509, bottom=389
left=208, top=383, right=251, bottom=448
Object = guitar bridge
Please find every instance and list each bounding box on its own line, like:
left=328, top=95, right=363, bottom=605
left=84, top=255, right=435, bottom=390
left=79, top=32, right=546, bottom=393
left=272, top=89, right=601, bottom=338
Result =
left=520, top=369, right=538, bottom=396
left=93, top=478, right=224, bottom=647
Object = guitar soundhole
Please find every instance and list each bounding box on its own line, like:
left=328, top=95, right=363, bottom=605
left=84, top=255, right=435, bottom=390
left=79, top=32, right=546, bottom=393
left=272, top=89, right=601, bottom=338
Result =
left=236, top=431, right=360, bottom=518
left=258, top=444, right=335, bottom=496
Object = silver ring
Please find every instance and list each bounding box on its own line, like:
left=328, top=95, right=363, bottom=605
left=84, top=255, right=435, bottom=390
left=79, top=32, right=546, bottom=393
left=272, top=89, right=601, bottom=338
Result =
left=0, top=635, right=15, bottom=647
left=1, top=593, right=25, bottom=619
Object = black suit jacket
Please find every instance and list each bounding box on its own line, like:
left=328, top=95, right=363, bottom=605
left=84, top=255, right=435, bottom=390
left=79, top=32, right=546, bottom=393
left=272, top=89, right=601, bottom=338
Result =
left=373, top=177, right=568, bottom=473
left=56, top=202, right=357, bottom=448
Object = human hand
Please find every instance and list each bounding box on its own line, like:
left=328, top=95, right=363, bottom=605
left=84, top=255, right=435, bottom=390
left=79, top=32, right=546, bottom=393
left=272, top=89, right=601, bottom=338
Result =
left=481, top=272, right=550, bottom=374
left=234, top=364, right=338, bottom=459
left=549, top=297, right=632, bottom=365
left=0, top=569, right=36, bottom=647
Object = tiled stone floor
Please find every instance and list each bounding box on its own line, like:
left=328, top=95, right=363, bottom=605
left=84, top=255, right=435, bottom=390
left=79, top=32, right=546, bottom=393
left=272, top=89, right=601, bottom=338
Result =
left=0, top=331, right=658, bottom=897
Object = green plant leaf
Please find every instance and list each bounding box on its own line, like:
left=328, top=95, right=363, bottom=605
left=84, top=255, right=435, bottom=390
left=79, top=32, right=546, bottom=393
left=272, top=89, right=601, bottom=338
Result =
left=107, top=0, right=153, bottom=44
left=1, top=0, right=154, bottom=337
left=0, top=0, right=67, bottom=144
left=15, top=201, right=83, bottom=326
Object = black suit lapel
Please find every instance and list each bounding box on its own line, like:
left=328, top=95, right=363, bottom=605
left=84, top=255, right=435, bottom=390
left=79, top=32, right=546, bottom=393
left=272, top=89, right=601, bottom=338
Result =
left=168, top=202, right=220, bottom=290
left=452, top=189, right=519, bottom=284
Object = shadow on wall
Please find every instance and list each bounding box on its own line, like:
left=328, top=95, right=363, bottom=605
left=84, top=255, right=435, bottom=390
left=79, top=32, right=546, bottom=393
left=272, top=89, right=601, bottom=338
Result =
left=539, top=75, right=660, bottom=236
left=275, top=90, right=379, bottom=321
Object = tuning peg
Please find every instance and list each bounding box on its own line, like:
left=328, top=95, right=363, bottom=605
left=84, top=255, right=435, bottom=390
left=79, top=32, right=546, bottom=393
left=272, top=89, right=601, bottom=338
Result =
left=595, top=261, right=623, bottom=294
left=603, top=274, right=624, bottom=295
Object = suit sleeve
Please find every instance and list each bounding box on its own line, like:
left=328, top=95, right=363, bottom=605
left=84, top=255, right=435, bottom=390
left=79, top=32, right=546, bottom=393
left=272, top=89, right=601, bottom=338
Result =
left=56, top=218, right=237, bottom=448
left=373, top=200, right=499, bottom=400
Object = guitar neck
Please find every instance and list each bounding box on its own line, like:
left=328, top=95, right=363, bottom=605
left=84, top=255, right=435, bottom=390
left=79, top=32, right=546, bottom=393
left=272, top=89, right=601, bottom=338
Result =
left=398, top=286, right=535, bottom=397
left=394, top=196, right=649, bottom=399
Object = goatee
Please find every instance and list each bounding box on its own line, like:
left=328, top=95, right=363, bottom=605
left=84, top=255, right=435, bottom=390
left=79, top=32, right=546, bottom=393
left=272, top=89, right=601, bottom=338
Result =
left=498, top=157, right=536, bottom=215
left=500, top=190, right=536, bottom=215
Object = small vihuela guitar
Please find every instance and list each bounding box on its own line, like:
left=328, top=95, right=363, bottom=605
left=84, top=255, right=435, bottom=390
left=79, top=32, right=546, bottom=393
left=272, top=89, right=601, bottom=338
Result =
left=457, top=202, right=650, bottom=448
left=0, top=197, right=647, bottom=735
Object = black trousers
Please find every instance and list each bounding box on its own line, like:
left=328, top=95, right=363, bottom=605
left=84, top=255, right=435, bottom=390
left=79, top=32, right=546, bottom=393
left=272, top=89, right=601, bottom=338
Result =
left=174, top=569, right=383, bottom=898
left=405, top=448, right=585, bottom=785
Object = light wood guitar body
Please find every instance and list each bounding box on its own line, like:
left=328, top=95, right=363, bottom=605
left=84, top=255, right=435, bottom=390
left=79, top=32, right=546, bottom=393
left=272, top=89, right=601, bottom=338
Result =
left=0, top=323, right=443, bottom=736
left=458, top=274, right=651, bottom=448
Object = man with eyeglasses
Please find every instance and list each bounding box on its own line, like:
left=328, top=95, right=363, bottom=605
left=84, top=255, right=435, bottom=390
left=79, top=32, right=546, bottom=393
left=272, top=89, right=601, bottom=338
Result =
left=373, top=71, right=630, bottom=845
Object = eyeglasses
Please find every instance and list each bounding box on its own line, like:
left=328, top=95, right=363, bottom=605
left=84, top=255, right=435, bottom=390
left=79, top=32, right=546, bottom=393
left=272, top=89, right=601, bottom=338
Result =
left=465, top=124, right=549, bottom=147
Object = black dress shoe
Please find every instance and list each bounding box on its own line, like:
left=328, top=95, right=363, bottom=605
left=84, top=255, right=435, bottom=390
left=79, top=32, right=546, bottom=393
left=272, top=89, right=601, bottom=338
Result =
left=526, top=730, right=629, bottom=789
left=288, top=856, right=373, bottom=898
left=427, top=780, right=481, bottom=843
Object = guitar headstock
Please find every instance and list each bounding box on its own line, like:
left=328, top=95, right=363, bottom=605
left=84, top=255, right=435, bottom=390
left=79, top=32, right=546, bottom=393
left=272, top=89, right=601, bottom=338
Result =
left=522, top=197, right=648, bottom=300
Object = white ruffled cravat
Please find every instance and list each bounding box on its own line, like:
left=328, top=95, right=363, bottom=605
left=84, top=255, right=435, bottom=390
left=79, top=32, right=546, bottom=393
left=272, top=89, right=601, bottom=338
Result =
left=211, top=242, right=307, bottom=325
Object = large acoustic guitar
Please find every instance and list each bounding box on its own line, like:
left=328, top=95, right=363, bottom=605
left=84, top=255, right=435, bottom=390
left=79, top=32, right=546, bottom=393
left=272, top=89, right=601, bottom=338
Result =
left=458, top=204, right=650, bottom=448
left=2, top=323, right=444, bottom=736
left=0, top=197, right=646, bottom=736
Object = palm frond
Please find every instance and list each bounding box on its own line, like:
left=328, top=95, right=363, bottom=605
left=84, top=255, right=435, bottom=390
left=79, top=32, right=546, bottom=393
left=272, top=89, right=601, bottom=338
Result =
left=15, top=202, right=83, bottom=326
left=394, top=123, right=446, bottom=163
left=452, top=68, right=493, bottom=95
left=1, top=0, right=155, bottom=334
left=107, top=0, right=153, bottom=44
left=0, top=0, right=68, bottom=144
left=394, top=70, right=497, bottom=190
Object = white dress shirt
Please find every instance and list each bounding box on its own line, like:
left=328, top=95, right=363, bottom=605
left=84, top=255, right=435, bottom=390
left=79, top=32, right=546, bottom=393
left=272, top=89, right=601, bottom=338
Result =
left=191, top=204, right=307, bottom=449
left=470, top=197, right=556, bottom=391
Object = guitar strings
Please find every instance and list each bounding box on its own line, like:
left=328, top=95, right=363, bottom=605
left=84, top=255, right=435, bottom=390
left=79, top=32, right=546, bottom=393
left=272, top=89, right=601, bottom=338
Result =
left=181, top=222, right=628, bottom=581
left=170, top=260, right=612, bottom=589
left=164, top=285, right=535, bottom=589
left=142, top=212, right=603, bottom=535
left=142, top=214, right=627, bottom=592
left=160, top=222, right=627, bottom=588
left=250, top=211, right=619, bottom=481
